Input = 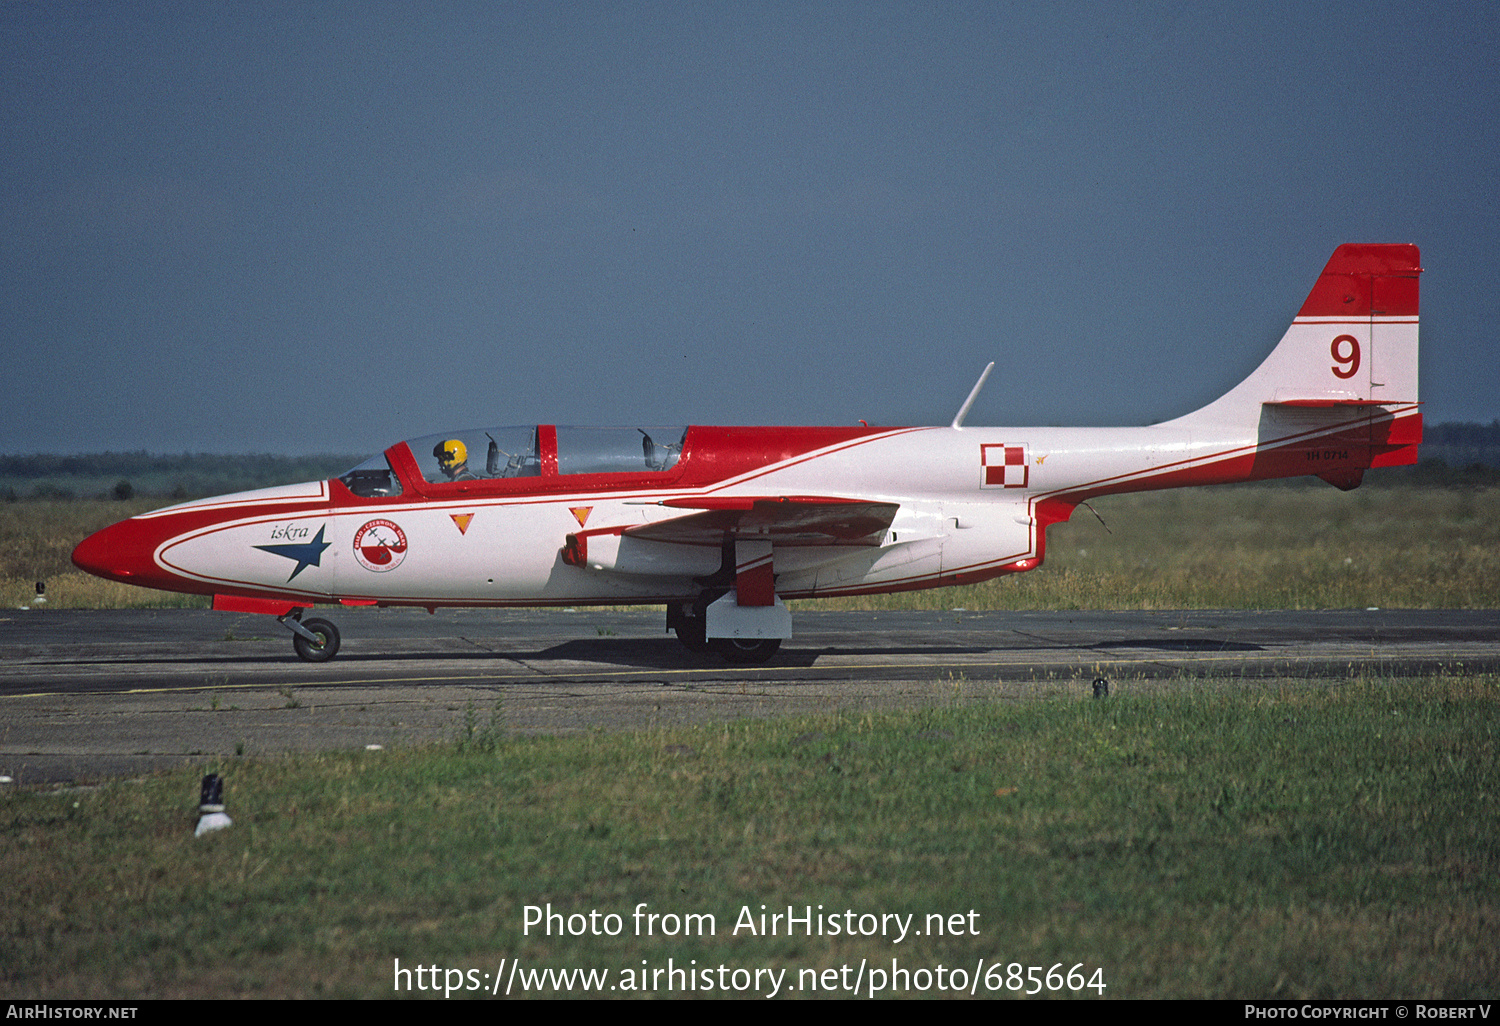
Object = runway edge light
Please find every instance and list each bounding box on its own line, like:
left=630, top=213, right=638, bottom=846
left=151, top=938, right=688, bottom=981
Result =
left=195, top=773, right=232, bottom=837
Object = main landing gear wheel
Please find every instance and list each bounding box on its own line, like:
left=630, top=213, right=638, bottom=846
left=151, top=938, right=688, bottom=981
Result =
left=711, top=637, right=781, bottom=664
left=674, top=615, right=710, bottom=652
left=668, top=599, right=716, bottom=653
left=292, top=617, right=341, bottom=663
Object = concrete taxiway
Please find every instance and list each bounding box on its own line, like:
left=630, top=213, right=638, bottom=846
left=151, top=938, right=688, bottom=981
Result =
left=1, top=607, right=1495, bottom=784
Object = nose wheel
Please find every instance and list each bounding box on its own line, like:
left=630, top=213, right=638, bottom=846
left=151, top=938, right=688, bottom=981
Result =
left=279, top=611, right=341, bottom=662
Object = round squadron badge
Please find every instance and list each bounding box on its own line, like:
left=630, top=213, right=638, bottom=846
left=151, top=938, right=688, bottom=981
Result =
left=353, top=519, right=408, bottom=572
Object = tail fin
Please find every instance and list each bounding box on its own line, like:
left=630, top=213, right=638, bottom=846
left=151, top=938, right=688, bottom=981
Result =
left=1173, top=244, right=1423, bottom=488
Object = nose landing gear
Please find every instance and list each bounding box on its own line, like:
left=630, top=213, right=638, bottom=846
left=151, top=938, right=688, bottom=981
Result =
left=279, top=610, right=341, bottom=662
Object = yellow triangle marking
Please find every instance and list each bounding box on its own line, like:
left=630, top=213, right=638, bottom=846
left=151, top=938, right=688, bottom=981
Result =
left=450, top=513, right=474, bottom=535
left=570, top=506, right=592, bottom=528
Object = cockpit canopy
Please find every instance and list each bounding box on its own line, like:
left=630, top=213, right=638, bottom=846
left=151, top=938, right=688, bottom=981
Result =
left=414, top=426, right=543, bottom=482
left=338, top=426, right=689, bottom=497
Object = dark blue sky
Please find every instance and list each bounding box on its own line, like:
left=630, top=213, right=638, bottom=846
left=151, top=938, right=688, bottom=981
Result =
left=3, top=2, right=1496, bottom=456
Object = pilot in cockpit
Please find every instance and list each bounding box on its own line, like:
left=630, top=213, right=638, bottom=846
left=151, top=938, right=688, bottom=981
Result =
left=433, top=439, right=477, bottom=481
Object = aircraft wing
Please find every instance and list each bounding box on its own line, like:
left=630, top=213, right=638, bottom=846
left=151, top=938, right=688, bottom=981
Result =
left=626, top=496, right=899, bottom=547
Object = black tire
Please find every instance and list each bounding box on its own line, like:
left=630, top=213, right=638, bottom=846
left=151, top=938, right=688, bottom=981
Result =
left=292, top=617, right=340, bottom=662
left=711, top=637, right=781, bottom=664
left=674, top=615, right=710, bottom=652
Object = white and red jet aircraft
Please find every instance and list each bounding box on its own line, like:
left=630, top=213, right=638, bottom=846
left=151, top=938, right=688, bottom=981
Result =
left=73, top=244, right=1422, bottom=663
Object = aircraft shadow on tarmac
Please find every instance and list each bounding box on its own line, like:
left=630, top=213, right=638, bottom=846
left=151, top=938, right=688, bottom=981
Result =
left=466, top=634, right=1261, bottom=665
left=1087, top=638, right=1264, bottom=653
left=321, top=634, right=1260, bottom=668
left=30, top=634, right=1263, bottom=673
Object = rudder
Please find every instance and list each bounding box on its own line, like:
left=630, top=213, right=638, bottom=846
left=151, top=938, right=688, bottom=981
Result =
left=1291, top=243, right=1421, bottom=405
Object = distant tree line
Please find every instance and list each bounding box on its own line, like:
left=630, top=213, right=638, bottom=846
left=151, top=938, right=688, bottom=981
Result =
left=1423, top=420, right=1500, bottom=447
left=0, top=452, right=363, bottom=502
left=1416, top=420, right=1500, bottom=475
left=0, top=451, right=362, bottom=481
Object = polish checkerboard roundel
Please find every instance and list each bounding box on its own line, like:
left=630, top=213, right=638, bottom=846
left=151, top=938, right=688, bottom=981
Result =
left=980, top=444, right=1028, bottom=488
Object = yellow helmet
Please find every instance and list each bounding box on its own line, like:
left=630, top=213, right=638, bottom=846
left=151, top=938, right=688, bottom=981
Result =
left=433, top=439, right=468, bottom=472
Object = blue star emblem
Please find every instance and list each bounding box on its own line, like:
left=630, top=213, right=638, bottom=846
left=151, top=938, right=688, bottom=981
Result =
left=254, top=525, right=331, bottom=581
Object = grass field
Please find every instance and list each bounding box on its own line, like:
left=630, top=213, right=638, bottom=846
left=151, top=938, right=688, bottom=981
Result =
left=0, top=499, right=208, bottom=609
left=3, top=483, right=1496, bottom=998
left=8, top=483, right=1498, bottom=611
left=2, top=676, right=1494, bottom=998
left=801, top=482, right=1500, bottom=611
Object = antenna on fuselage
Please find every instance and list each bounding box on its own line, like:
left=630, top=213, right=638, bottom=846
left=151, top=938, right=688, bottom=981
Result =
left=951, top=362, right=994, bottom=429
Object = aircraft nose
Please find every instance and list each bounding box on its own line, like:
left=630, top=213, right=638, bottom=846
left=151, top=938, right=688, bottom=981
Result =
left=72, top=517, right=163, bottom=585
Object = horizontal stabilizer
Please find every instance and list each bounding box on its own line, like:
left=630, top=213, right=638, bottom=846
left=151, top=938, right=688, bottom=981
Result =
left=1264, top=399, right=1413, bottom=408
left=1246, top=402, right=1423, bottom=487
